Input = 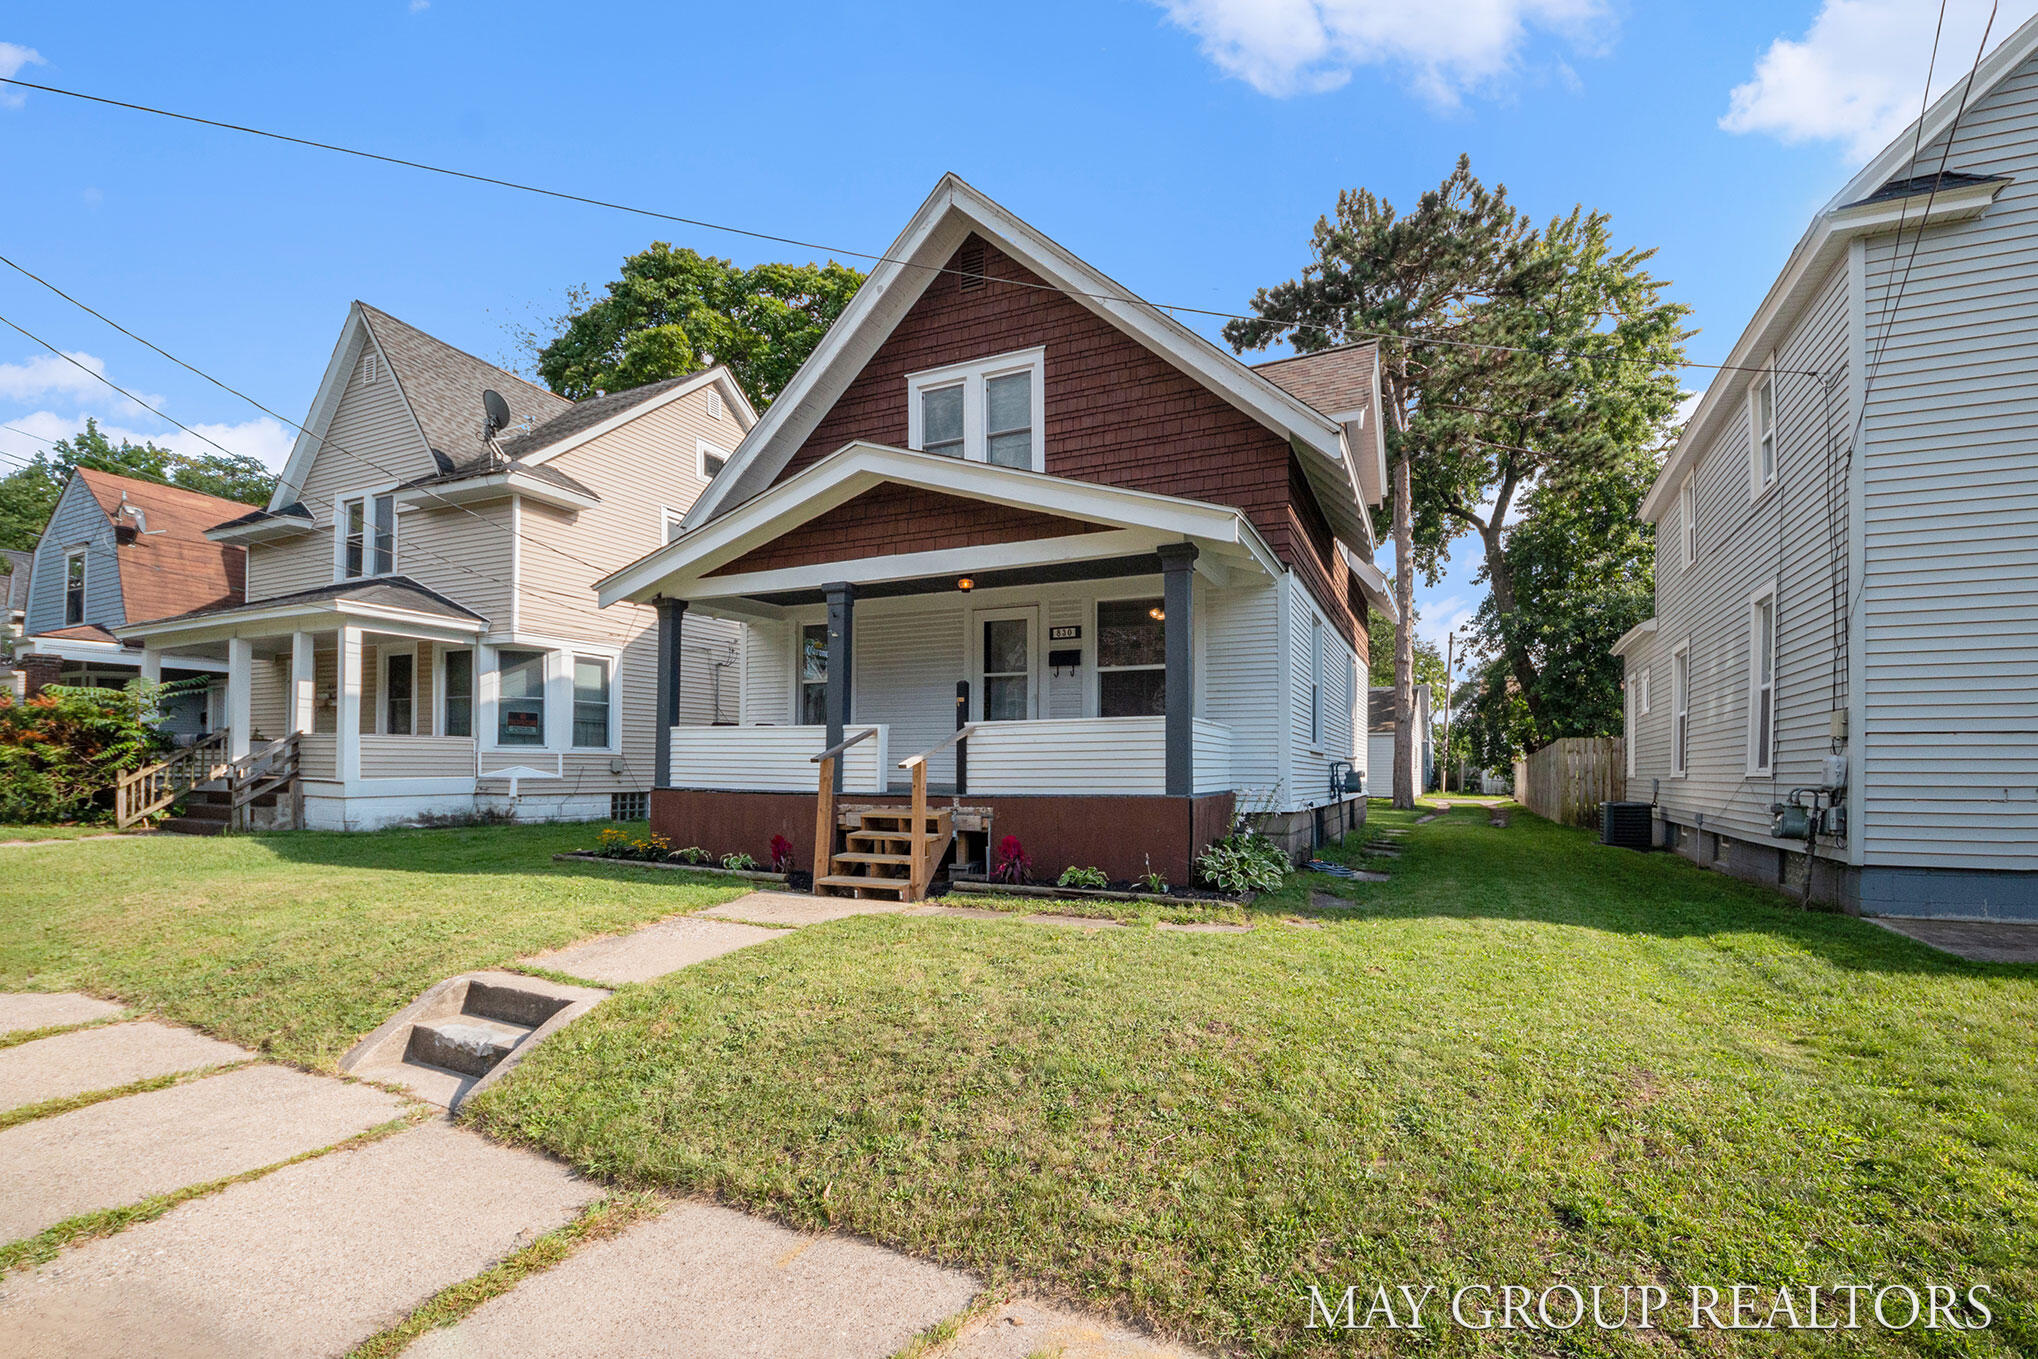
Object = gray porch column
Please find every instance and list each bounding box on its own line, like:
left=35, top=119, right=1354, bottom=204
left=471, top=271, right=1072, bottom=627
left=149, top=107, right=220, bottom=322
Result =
left=1159, top=542, right=1198, bottom=797
left=654, top=598, right=686, bottom=789
left=824, top=582, right=855, bottom=793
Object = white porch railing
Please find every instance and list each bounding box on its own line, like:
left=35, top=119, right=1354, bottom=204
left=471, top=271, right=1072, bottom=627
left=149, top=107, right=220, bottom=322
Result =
left=361, top=735, right=476, bottom=779
left=949, top=716, right=1232, bottom=796
left=669, top=724, right=889, bottom=793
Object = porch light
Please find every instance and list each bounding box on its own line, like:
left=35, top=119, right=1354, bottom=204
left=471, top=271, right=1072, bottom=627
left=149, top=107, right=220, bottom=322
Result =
left=1148, top=605, right=1165, bottom=621
left=956, top=577, right=975, bottom=592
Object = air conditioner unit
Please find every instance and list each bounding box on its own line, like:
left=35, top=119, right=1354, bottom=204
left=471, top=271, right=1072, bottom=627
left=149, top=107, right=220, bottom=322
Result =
left=1600, top=800, right=1653, bottom=852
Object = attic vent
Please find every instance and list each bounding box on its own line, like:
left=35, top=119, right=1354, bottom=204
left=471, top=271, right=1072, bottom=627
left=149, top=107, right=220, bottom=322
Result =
left=704, top=388, right=723, bottom=420
left=360, top=350, right=379, bottom=384
left=956, top=241, right=986, bottom=293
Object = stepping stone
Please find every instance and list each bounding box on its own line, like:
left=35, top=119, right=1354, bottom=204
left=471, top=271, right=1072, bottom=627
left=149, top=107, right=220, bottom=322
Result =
left=0, top=1021, right=250, bottom=1114
left=526, top=916, right=786, bottom=986
left=0, top=992, right=123, bottom=1038
left=1155, top=921, right=1252, bottom=933
left=0, top=1063, right=405, bottom=1242
left=405, top=1198, right=977, bottom=1359
left=1305, top=861, right=1389, bottom=881
left=700, top=892, right=908, bottom=927
left=0, top=1121, right=598, bottom=1359
left=951, top=1296, right=1211, bottom=1358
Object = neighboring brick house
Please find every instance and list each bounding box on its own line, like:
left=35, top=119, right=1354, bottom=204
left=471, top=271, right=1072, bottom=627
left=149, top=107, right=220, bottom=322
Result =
left=14, top=468, right=249, bottom=735
left=599, top=175, right=1394, bottom=888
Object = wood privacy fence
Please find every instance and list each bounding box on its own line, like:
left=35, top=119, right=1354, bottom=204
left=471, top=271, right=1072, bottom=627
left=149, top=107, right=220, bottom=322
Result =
left=1514, top=737, right=1626, bottom=828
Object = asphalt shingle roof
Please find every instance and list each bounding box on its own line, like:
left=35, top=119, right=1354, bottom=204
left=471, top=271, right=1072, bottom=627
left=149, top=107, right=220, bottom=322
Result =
left=496, top=373, right=704, bottom=461
left=1252, top=342, right=1379, bottom=422
left=73, top=468, right=250, bottom=624
left=126, top=575, right=485, bottom=630
left=355, top=304, right=572, bottom=464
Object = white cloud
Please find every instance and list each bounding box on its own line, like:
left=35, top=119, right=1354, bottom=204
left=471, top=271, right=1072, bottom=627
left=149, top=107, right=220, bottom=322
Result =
left=0, top=351, right=111, bottom=404
left=0, top=408, right=293, bottom=472
left=409, top=0, right=430, bottom=11
left=1722, top=0, right=2038, bottom=161
left=1154, top=0, right=1608, bottom=103
left=0, top=42, right=43, bottom=109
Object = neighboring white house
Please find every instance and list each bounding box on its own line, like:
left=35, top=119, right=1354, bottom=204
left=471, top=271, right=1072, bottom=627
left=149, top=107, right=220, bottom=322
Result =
left=1367, top=683, right=1432, bottom=796
left=1618, top=12, right=2038, bottom=919
left=120, top=303, right=754, bottom=830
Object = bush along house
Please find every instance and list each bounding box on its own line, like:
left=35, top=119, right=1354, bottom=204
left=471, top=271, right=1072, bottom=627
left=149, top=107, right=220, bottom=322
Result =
left=118, top=302, right=753, bottom=830
left=598, top=175, right=1390, bottom=894
left=14, top=467, right=249, bottom=736
left=1617, top=10, right=2038, bottom=919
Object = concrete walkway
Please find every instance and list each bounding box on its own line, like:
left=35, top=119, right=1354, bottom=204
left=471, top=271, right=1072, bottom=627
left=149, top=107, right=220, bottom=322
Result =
left=1871, top=916, right=2038, bottom=963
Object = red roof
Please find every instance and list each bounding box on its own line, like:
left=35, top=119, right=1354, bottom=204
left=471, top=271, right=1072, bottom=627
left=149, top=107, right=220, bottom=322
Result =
left=73, top=468, right=250, bottom=624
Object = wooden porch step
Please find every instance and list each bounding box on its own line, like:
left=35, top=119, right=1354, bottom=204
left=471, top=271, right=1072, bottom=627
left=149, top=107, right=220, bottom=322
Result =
left=159, top=816, right=225, bottom=836
left=815, top=875, right=912, bottom=897
left=832, top=851, right=914, bottom=866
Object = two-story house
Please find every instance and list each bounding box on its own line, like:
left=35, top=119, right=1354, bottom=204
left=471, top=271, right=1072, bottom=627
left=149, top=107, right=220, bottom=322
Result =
left=598, top=175, right=1390, bottom=890
left=119, top=302, right=753, bottom=830
left=14, top=468, right=248, bottom=737
left=1618, top=12, right=2038, bottom=920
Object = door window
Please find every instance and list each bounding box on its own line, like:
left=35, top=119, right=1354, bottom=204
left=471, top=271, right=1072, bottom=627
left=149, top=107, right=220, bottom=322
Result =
left=798, top=623, right=829, bottom=724
left=981, top=616, right=1032, bottom=721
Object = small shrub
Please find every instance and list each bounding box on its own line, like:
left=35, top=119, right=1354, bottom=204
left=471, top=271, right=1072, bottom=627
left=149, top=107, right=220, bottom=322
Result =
left=768, top=833, right=796, bottom=874
left=721, top=851, right=759, bottom=871
left=593, top=827, right=632, bottom=859
left=1136, top=858, right=1170, bottom=895
left=667, top=845, right=712, bottom=866
left=0, top=681, right=177, bottom=824
left=415, top=806, right=518, bottom=829
left=1195, top=830, right=1290, bottom=896
left=991, top=834, right=1032, bottom=884
left=1057, top=865, right=1108, bottom=890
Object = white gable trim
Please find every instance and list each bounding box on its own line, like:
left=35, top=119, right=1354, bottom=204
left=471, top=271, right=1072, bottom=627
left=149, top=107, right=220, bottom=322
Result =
left=681, top=175, right=1357, bottom=539
left=598, top=440, right=1279, bottom=607
left=516, top=367, right=756, bottom=468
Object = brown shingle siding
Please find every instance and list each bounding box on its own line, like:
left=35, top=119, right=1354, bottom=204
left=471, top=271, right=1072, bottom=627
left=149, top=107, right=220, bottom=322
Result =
left=707, top=484, right=1104, bottom=577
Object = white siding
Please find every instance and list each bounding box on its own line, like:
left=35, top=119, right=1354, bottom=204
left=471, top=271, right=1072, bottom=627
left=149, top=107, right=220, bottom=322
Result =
left=744, top=618, right=794, bottom=724
left=669, top=724, right=886, bottom=792
left=1853, top=59, right=2038, bottom=867
left=1203, top=576, right=1283, bottom=802
left=966, top=718, right=1164, bottom=794
left=854, top=601, right=966, bottom=787
left=360, top=735, right=474, bottom=779
left=1282, top=573, right=1360, bottom=809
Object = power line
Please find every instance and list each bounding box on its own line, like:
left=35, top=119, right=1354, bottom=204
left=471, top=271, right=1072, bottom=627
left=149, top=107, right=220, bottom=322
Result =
left=0, top=74, right=1795, bottom=380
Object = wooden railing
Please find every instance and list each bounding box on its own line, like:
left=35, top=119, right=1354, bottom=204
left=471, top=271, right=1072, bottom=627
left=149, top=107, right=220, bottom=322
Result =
left=896, top=728, right=971, bottom=899
left=810, top=728, right=879, bottom=884
left=115, top=730, right=230, bottom=829
left=228, top=732, right=303, bottom=831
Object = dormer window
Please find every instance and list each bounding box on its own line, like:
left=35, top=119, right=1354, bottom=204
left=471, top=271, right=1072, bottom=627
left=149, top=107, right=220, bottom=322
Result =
left=906, top=347, right=1045, bottom=472
left=64, top=549, right=86, bottom=625
left=338, top=492, right=395, bottom=579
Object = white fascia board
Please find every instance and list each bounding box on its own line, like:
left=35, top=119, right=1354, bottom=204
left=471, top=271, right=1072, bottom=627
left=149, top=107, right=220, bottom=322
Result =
left=1638, top=178, right=2009, bottom=522
left=1824, top=11, right=2038, bottom=212
left=600, top=441, right=1274, bottom=606
left=516, top=367, right=755, bottom=468
left=270, top=306, right=370, bottom=512
left=392, top=470, right=599, bottom=513
left=686, top=528, right=1167, bottom=601
left=18, top=636, right=135, bottom=665
left=117, top=599, right=484, bottom=647
left=681, top=174, right=1351, bottom=530
left=1610, top=617, right=1657, bottom=656
left=206, top=514, right=316, bottom=546
left=1339, top=543, right=1396, bottom=621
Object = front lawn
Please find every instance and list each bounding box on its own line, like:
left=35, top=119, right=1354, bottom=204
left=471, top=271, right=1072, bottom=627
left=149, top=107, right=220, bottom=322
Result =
left=0, top=822, right=752, bottom=1067
left=469, top=807, right=2038, bottom=1356
left=0, top=824, right=141, bottom=843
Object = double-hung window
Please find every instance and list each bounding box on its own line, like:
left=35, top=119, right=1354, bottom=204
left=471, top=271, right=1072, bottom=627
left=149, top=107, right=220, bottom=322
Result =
left=496, top=649, right=546, bottom=746
left=1671, top=643, right=1691, bottom=777
left=1748, top=587, right=1777, bottom=774
left=64, top=549, right=86, bottom=626
left=339, top=492, right=395, bottom=579
left=384, top=651, right=415, bottom=735
left=573, top=657, right=611, bottom=748
left=1749, top=366, right=1777, bottom=496
left=441, top=649, right=473, bottom=738
left=798, top=623, right=829, bottom=725
left=1679, top=475, right=1697, bottom=566
left=1308, top=616, right=1325, bottom=747
left=906, top=348, right=1045, bottom=471
left=1096, top=598, right=1166, bottom=717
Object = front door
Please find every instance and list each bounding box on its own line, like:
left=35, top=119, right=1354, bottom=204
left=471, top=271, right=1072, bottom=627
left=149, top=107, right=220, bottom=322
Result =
left=972, top=606, right=1039, bottom=721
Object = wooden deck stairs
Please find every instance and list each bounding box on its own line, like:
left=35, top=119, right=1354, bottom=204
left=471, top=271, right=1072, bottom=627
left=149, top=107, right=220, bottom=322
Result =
left=809, top=724, right=979, bottom=903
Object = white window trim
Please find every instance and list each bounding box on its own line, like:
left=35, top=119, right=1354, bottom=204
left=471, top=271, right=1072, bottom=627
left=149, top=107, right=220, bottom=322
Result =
left=378, top=644, right=419, bottom=736
left=435, top=645, right=475, bottom=741
left=1670, top=639, right=1692, bottom=779
left=1639, top=666, right=1652, bottom=715
left=487, top=645, right=551, bottom=752
left=969, top=604, right=1043, bottom=722
left=63, top=547, right=87, bottom=626
left=1308, top=614, right=1325, bottom=751
left=905, top=345, right=1046, bottom=472
left=570, top=651, right=620, bottom=753
left=1092, top=591, right=1167, bottom=719
left=1747, top=360, right=1779, bottom=501
left=696, top=438, right=730, bottom=481
left=660, top=505, right=687, bottom=543
left=1746, top=581, right=1778, bottom=776
left=793, top=618, right=829, bottom=725
left=1625, top=675, right=1637, bottom=779
left=332, top=483, right=400, bottom=583
left=1679, top=474, right=1697, bottom=567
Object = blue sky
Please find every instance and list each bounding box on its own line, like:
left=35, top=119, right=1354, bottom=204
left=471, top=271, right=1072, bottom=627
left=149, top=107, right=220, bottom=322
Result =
left=1, top=1, right=2024, bottom=662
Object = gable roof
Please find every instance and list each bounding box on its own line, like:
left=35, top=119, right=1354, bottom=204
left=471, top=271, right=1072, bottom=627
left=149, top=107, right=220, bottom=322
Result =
left=269, top=302, right=573, bottom=512
left=120, top=575, right=485, bottom=637
left=1641, top=12, right=2038, bottom=521
left=72, top=468, right=249, bottom=623
left=1366, top=683, right=1430, bottom=735
left=683, top=174, right=1379, bottom=554
left=1254, top=344, right=1378, bottom=418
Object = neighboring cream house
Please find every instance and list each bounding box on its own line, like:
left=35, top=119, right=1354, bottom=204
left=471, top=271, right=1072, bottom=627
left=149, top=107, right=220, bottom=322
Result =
left=120, top=303, right=753, bottom=829
left=1367, top=683, right=1431, bottom=796
left=1618, top=13, right=2038, bottom=919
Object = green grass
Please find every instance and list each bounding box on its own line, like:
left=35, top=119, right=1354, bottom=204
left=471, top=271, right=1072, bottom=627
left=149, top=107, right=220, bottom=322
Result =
left=468, top=805, right=2038, bottom=1356
left=0, top=821, right=752, bottom=1068
left=0, top=824, right=142, bottom=842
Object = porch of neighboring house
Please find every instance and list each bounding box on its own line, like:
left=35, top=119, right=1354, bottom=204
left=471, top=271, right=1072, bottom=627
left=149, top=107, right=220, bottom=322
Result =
left=14, top=627, right=229, bottom=744
left=612, top=444, right=1318, bottom=896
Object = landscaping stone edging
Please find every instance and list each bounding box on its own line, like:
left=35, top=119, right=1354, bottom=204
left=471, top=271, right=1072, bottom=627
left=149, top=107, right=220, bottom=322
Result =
left=552, top=853, right=789, bottom=885
left=948, top=878, right=1248, bottom=907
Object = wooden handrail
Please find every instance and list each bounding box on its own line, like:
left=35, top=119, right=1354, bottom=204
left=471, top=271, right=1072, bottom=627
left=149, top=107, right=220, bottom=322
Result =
left=809, top=726, right=879, bottom=764
left=228, top=732, right=302, bottom=832
left=898, top=723, right=978, bottom=770
left=115, top=729, right=231, bottom=830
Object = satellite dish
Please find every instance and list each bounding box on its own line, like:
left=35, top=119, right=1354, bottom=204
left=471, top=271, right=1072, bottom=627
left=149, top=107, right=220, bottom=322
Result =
left=481, top=389, right=512, bottom=441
